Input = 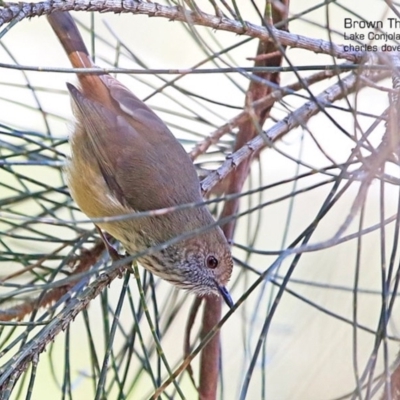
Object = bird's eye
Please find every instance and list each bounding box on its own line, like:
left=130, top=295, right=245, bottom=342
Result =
left=206, top=255, right=219, bottom=269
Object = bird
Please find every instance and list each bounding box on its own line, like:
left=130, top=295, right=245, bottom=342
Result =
left=47, top=11, right=234, bottom=307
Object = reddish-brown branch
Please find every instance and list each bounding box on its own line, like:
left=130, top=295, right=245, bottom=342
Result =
left=199, top=297, right=223, bottom=400
left=184, top=296, right=203, bottom=388
left=382, top=352, right=400, bottom=399
left=198, top=2, right=290, bottom=399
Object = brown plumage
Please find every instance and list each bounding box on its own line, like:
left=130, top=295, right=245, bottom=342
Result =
left=47, top=11, right=233, bottom=305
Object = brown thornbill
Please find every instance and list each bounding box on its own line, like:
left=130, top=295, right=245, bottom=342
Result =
left=47, top=11, right=233, bottom=307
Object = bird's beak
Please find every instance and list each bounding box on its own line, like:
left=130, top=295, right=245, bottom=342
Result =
left=215, top=283, right=234, bottom=309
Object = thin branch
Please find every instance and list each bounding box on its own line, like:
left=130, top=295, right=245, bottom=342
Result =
left=189, top=66, right=351, bottom=161
left=0, top=259, right=130, bottom=391
left=199, top=70, right=384, bottom=195
left=0, top=0, right=371, bottom=64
